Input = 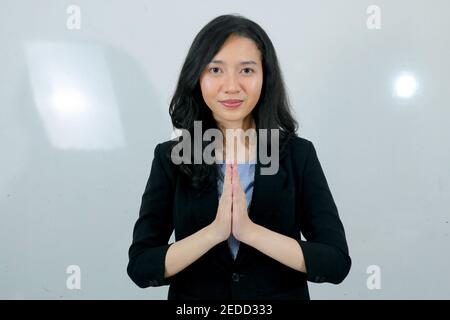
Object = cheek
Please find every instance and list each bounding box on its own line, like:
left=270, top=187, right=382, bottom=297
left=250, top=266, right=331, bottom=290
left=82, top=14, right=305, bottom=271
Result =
left=246, top=78, right=263, bottom=99
left=200, top=77, right=219, bottom=98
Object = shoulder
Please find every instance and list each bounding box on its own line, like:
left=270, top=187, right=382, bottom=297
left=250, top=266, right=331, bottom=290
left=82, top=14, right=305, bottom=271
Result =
left=280, top=135, right=320, bottom=177
left=283, top=134, right=314, bottom=159
left=155, top=138, right=180, bottom=157
left=151, top=138, right=181, bottom=180
left=287, top=135, right=313, bottom=150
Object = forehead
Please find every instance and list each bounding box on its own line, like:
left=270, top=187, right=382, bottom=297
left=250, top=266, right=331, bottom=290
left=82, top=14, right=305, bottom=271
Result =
left=211, top=35, right=261, bottom=63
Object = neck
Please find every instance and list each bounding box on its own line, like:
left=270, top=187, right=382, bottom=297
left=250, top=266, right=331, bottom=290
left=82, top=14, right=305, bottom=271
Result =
left=217, top=114, right=255, bottom=132
left=216, top=115, right=257, bottom=163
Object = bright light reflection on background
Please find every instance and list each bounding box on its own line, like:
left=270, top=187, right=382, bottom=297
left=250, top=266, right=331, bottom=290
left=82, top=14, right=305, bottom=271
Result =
left=395, top=73, right=418, bottom=99
left=25, top=42, right=125, bottom=150
left=51, top=88, right=88, bottom=114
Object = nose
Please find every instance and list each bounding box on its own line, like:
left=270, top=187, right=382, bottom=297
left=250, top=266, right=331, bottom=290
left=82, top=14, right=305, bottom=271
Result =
left=223, top=73, right=240, bottom=94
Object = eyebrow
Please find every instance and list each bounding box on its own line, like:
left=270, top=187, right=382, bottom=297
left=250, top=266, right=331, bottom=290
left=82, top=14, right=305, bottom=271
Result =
left=209, top=60, right=258, bottom=66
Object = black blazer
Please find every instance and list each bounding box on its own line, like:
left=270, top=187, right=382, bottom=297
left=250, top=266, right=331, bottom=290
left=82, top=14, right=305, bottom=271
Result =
left=127, top=135, right=351, bottom=300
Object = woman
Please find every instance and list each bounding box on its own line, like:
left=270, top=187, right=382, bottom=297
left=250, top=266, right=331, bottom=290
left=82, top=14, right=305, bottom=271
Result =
left=127, top=14, right=351, bottom=300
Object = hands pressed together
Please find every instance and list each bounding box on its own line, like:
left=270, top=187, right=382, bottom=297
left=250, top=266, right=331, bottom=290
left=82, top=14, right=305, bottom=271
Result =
left=208, top=163, right=256, bottom=244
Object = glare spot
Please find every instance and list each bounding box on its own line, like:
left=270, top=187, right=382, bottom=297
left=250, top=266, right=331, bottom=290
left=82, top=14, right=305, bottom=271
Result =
left=51, top=88, right=87, bottom=113
left=395, top=74, right=418, bottom=98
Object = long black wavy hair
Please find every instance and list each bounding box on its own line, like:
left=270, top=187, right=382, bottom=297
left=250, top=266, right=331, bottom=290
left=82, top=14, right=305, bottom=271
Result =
left=169, top=14, right=299, bottom=192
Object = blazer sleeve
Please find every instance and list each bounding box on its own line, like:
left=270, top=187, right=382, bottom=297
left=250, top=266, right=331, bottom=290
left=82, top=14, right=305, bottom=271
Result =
left=297, top=141, right=351, bottom=284
left=127, top=143, right=175, bottom=288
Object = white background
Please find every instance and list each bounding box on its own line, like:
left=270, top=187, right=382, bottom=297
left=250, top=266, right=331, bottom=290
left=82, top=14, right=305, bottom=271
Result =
left=1, top=0, right=449, bottom=299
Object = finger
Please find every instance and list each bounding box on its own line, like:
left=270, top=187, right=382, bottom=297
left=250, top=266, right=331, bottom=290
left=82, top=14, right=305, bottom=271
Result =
left=223, top=164, right=232, bottom=200
left=223, top=163, right=228, bottom=184
left=227, top=164, right=235, bottom=212
left=233, top=166, right=247, bottom=209
left=234, top=164, right=240, bottom=185
left=230, top=163, right=234, bottom=185
left=223, top=163, right=230, bottom=192
left=232, top=165, right=243, bottom=194
left=232, top=165, right=237, bottom=194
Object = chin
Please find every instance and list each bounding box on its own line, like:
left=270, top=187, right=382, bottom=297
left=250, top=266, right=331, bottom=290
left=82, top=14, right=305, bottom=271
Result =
left=220, top=114, right=246, bottom=122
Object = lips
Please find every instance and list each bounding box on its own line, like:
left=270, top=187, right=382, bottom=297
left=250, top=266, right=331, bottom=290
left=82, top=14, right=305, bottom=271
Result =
left=219, top=99, right=243, bottom=108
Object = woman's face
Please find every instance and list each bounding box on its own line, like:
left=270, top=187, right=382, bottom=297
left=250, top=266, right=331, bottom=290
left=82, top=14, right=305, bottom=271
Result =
left=199, top=35, right=263, bottom=130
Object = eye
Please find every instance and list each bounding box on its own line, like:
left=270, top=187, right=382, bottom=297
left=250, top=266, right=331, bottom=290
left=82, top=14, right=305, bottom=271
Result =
left=241, top=68, right=254, bottom=74
left=208, top=67, right=221, bottom=74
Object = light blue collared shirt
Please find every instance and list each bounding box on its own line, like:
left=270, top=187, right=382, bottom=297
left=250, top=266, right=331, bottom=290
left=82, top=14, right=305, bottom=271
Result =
left=216, top=163, right=256, bottom=260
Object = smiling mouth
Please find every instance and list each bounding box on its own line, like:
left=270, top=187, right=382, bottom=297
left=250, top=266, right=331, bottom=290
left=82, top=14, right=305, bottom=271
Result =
left=219, top=100, right=243, bottom=108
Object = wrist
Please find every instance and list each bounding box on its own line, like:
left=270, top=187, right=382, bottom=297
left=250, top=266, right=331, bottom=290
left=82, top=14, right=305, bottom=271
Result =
left=204, top=224, right=221, bottom=247
left=241, top=222, right=260, bottom=245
